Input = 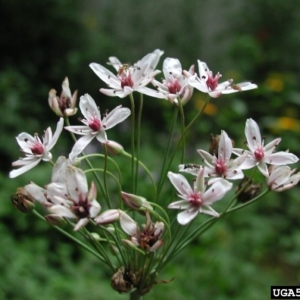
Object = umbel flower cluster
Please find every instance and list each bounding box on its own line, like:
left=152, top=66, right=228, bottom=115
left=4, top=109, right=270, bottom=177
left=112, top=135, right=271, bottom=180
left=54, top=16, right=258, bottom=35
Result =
left=10, top=49, right=300, bottom=298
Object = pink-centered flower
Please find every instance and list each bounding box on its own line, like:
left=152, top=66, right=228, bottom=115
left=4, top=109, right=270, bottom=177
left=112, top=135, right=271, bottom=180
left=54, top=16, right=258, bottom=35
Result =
left=25, top=156, right=101, bottom=231
left=89, top=49, right=166, bottom=99
left=196, top=130, right=247, bottom=180
left=9, top=118, right=64, bottom=178
left=48, top=77, right=78, bottom=117
left=188, top=60, right=257, bottom=98
left=233, top=119, right=299, bottom=177
left=152, top=57, right=195, bottom=104
left=168, top=168, right=232, bottom=225
left=267, top=166, right=300, bottom=192
left=65, top=94, right=131, bottom=162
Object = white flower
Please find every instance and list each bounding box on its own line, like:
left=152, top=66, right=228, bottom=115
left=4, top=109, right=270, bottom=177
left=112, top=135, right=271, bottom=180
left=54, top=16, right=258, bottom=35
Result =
left=267, top=166, right=300, bottom=192
left=48, top=77, right=78, bottom=117
left=152, top=57, right=195, bottom=104
left=196, top=130, right=247, bottom=180
left=233, top=119, right=299, bottom=177
left=65, top=94, right=131, bottom=162
left=188, top=60, right=257, bottom=98
left=89, top=49, right=166, bottom=99
left=25, top=157, right=101, bottom=231
left=9, top=118, right=64, bottom=178
left=168, top=168, right=232, bottom=225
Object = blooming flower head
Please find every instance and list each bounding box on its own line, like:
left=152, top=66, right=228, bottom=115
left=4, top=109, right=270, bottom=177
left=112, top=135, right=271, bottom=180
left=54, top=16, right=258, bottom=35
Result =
left=25, top=156, right=101, bottom=231
left=196, top=130, right=247, bottom=180
left=65, top=94, right=131, bottom=162
left=233, top=118, right=299, bottom=177
left=168, top=168, right=232, bottom=225
left=188, top=60, right=257, bottom=98
left=267, top=165, right=300, bottom=192
left=120, top=211, right=164, bottom=251
left=48, top=77, right=78, bottom=117
left=89, top=49, right=166, bottom=99
left=152, top=57, right=195, bottom=105
left=9, top=118, right=64, bottom=178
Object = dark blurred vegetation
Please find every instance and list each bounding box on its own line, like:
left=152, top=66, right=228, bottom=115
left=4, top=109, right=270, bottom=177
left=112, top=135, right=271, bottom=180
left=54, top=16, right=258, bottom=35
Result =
left=1, top=0, right=300, bottom=299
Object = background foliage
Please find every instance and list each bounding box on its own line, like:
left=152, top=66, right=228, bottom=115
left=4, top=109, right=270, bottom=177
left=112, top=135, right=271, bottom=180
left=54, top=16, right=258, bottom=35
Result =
left=1, top=0, right=300, bottom=299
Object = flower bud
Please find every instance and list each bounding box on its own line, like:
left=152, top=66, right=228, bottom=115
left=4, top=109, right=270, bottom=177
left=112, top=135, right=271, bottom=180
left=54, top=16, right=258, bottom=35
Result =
left=11, top=187, right=35, bottom=213
left=121, top=191, right=153, bottom=210
left=105, top=140, right=124, bottom=155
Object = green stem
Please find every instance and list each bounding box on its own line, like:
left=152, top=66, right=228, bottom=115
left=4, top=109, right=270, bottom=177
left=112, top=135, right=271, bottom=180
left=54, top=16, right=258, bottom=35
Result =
left=122, top=151, right=157, bottom=198
left=129, top=94, right=136, bottom=193
left=130, top=290, right=143, bottom=300
left=32, top=210, right=107, bottom=264
left=135, top=93, right=143, bottom=194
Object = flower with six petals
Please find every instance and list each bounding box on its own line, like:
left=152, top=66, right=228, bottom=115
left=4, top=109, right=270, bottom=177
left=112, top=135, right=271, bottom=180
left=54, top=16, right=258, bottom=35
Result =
left=9, top=118, right=64, bottom=178
left=168, top=168, right=232, bottom=225
left=89, top=49, right=166, bottom=99
left=65, top=94, right=131, bottom=162
left=188, top=60, right=257, bottom=98
left=233, top=119, right=299, bottom=177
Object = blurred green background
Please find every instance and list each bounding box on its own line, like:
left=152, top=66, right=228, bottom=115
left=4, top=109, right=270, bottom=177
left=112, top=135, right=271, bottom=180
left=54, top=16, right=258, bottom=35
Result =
left=1, top=0, right=300, bottom=299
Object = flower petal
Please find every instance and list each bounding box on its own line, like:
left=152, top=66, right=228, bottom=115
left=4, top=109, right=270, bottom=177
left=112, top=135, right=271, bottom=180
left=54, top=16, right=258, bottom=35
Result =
left=103, top=106, right=131, bottom=130
left=245, top=118, right=262, bottom=152
left=168, top=172, right=193, bottom=197
left=177, top=208, right=199, bottom=225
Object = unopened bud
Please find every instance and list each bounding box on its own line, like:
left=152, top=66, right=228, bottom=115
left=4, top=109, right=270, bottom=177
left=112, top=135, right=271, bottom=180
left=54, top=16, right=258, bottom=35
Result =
left=45, top=214, right=66, bottom=226
left=105, top=140, right=124, bottom=155
left=11, top=187, right=35, bottom=213
left=121, top=191, right=153, bottom=211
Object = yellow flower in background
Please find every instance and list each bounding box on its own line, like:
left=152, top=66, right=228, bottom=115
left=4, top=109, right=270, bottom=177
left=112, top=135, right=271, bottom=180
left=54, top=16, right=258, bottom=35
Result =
left=275, top=117, right=300, bottom=132
left=195, top=95, right=218, bottom=116
left=265, top=73, right=284, bottom=92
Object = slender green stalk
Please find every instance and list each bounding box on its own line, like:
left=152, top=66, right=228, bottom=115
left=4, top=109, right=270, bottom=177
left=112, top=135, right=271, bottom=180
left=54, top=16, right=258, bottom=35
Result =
left=32, top=210, right=107, bottom=264
left=122, top=151, right=157, bottom=198
left=135, top=93, right=144, bottom=194
left=156, top=107, right=179, bottom=200
left=129, top=94, right=136, bottom=193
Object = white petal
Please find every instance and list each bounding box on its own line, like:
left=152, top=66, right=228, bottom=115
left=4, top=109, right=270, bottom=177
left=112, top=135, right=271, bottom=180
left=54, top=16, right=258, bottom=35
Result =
left=69, top=135, right=95, bottom=160
left=136, top=86, right=167, bottom=99
left=203, top=181, right=232, bottom=205
left=9, top=158, right=41, bottom=178
left=219, top=130, right=232, bottom=163
left=74, top=218, right=89, bottom=231
left=177, top=208, right=199, bottom=225
left=264, top=138, right=281, bottom=153
left=89, top=63, right=120, bottom=88
left=168, top=200, right=190, bottom=210
left=168, top=172, right=193, bottom=197
left=257, top=162, right=269, bottom=177
left=197, top=150, right=215, bottom=167
left=265, top=152, right=299, bottom=165
left=48, top=205, right=77, bottom=218
left=163, top=58, right=182, bottom=79
left=245, top=118, right=262, bottom=152
left=199, top=205, right=220, bottom=217
left=25, top=183, right=47, bottom=203
left=51, top=156, right=68, bottom=183
left=103, top=106, right=131, bottom=130
left=79, top=94, right=100, bottom=120
left=66, top=166, right=88, bottom=201
left=65, top=125, right=92, bottom=135
left=119, top=211, right=138, bottom=236
left=46, top=118, right=64, bottom=151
